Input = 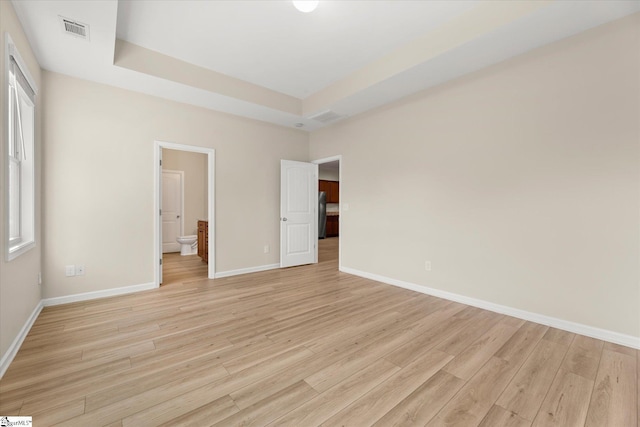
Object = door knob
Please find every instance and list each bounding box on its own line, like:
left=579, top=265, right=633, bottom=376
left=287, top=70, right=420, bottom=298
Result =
left=282, top=217, right=288, bottom=221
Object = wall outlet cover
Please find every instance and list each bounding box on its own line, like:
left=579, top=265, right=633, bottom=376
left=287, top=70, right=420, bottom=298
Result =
left=65, top=265, right=76, bottom=277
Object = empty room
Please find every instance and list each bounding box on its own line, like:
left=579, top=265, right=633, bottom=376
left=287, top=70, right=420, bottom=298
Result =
left=0, top=0, right=639, bottom=425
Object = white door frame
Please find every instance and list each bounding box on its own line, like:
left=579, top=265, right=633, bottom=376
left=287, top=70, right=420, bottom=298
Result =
left=154, top=141, right=215, bottom=286
left=312, top=155, right=342, bottom=270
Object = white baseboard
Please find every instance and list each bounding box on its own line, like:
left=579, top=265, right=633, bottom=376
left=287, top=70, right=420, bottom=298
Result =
left=43, top=282, right=157, bottom=307
left=0, top=300, right=43, bottom=379
left=340, top=266, right=640, bottom=350
left=215, top=263, right=279, bottom=279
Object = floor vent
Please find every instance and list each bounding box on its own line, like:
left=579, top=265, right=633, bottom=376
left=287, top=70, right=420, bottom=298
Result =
left=308, top=110, right=345, bottom=124
left=60, top=16, right=89, bottom=40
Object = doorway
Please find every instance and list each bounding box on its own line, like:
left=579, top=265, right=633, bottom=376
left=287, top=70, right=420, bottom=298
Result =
left=154, top=141, right=215, bottom=287
left=313, top=155, right=342, bottom=268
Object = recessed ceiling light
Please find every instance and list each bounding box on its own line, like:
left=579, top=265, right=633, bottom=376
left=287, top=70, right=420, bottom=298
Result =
left=292, top=1, right=319, bottom=13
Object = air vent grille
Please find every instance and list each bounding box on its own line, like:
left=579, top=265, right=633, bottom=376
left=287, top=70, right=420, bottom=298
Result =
left=308, top=110, right=345, bottom=124
left=60, top=17, right=89, bottom=40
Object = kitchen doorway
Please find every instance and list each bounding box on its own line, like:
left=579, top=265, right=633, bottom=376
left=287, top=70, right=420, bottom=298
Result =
left=313, top=155, right=342, bottom=269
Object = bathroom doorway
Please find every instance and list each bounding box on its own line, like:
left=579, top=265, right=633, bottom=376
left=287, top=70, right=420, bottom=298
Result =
left=154, top=141, right=215, bottom=287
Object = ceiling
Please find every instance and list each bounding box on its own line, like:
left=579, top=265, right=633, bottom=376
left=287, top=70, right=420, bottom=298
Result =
left=11, top=0, right=640, bottom=132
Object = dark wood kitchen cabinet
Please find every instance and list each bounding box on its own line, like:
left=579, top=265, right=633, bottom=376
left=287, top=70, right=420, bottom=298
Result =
left=319, top=180, right=339, bottom=203
left=326, top=214, right=339, bottom=237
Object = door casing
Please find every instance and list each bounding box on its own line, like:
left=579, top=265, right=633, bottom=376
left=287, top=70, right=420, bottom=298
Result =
left=154, top=141, right=215, bottom=286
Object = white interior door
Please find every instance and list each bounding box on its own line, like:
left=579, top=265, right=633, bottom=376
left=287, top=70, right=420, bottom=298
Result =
left=280, top=160, right=318, bottom=268
left=162, top=170, right=184, bottom=253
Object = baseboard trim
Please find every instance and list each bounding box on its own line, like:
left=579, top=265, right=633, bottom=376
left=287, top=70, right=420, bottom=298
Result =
left=0, top=300, right=43, bottom=379
left=340, top=266, right=640, bottom=350
left=215, top=263, right=279, bottom=279
left=43, top=282, right=157, bottom=307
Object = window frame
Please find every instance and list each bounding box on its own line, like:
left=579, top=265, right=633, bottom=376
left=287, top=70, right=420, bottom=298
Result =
left=5, top=33, right=37, bottom=261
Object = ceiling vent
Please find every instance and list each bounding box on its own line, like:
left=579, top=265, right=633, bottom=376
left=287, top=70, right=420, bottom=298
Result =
left=308, top=110, right=345, bottom=124
left=59, top=16, right=89, bottom=40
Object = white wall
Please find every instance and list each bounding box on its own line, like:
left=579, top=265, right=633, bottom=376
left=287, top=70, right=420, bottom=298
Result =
left=0, top=1, right=42, bottom=361
left=310, top=14, right=640, bottom=339
left=163, top=149, right=207, bottom=236
left=42, top=71, right=308, bottom=298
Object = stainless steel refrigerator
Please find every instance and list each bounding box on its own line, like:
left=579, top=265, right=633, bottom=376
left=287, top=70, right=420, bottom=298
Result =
left=318, top=191, right=327, bottom=239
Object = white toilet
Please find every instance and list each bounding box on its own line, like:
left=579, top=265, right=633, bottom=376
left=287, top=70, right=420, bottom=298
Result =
left=176, top=235, right=197, bottom=256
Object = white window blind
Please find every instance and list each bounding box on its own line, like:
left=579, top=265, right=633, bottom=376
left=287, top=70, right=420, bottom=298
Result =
left=6, top=49, right=36, bottom=260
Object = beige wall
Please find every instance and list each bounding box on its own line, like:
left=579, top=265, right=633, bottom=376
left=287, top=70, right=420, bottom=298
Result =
left=0, top=1, right=43, bottom=359
left=42, top=71, right=308, bottom=298
left=163, top=149, right=207, bottom=236
left=310, top=14, right=640, bottom=338
left=319, top=169, right=339, bottom=181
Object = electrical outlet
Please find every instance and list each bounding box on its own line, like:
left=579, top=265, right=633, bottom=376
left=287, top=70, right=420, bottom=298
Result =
left=65, top=265, right=76, bottom=277
left=263, top=245, right=270, bottom=254
left=424, top=261, right=431, bottom=271
left=76, top=265, right=85, bottom=276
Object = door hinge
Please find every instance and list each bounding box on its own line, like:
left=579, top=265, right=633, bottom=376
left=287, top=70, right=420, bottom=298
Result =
left=159, top=209, right=162, bottom=216
left=159, top=258, right=163, bottom=265
left=159, top=159, right=162, bottom=166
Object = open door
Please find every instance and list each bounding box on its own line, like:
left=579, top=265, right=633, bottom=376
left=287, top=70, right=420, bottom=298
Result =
left=280, top=160, right=318, bottom=268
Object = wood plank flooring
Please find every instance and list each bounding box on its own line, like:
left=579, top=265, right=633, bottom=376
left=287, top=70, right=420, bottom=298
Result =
left=0, top=238, right=637, bottom=426
left=161, top=252, right=208, bottom=286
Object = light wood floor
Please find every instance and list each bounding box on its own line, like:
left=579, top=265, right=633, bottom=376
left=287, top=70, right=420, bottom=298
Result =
left=162, top=252, right=208, bottom=287
left=1, top=238, right=637, bottom=426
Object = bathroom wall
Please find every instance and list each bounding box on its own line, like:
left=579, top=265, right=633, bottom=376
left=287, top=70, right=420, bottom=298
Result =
left=162, top=149, right=207, bottom=237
